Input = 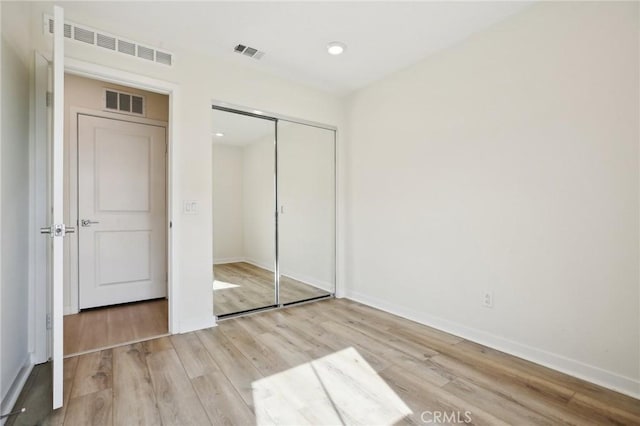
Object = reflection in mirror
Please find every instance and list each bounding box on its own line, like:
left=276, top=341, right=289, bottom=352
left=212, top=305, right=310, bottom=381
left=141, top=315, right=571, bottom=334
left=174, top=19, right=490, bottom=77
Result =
left=212, top=109, right=276, bottom=316
left=278, top=121, right=335, bottom=304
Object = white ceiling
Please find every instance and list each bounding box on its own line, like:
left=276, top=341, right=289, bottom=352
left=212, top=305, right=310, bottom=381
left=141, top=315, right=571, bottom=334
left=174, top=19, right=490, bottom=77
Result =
left=212, top=109, right=274, bottom=147
left=60, top=1, right=532, bottom=95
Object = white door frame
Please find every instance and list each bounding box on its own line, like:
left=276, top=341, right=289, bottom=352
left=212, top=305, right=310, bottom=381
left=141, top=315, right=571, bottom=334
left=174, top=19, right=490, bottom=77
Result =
left=69, top=108, right=168, bottom=313
left=29, top=52, right=52, bottom=365
left=31, top=58, right=179, bottom=360
left=63, top=58, right=179, bottom=334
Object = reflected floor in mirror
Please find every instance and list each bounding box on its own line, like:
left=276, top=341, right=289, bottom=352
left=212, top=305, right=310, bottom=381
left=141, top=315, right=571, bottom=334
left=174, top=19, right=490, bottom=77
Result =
left=213, top=262, right=330, bottom=316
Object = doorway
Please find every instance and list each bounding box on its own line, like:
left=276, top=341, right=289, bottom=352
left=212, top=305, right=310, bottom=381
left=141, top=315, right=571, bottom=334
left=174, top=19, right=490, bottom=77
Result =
left=63, top=74, right=169, bottom=355
left=211, top=106, right=336, bottom=318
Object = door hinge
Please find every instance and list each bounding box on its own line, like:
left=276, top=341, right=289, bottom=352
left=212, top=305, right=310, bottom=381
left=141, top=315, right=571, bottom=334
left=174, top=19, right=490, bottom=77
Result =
left=46, top=91, right=52, bottom=107
left=46, top=313, right=52, bottom=330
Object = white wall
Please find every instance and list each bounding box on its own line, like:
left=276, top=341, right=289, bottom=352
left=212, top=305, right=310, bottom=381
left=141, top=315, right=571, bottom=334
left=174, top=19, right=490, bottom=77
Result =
left=212, top=143, right=244, bottom=263
left=1, top=0, right=34, bottom=412
left=63, top=74, right=168, bottom=314
left=27, top=2, right=344, bottom=332
left=346, top=1, right=640, bottom=396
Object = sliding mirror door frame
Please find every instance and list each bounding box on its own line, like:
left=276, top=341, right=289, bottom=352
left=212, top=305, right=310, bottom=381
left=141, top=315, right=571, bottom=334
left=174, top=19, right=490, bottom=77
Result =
left=277, top=119, right=337, bottom=305
left=211, top=104, right=337, bottom=318
left=212, top=106, right=278, bottom=317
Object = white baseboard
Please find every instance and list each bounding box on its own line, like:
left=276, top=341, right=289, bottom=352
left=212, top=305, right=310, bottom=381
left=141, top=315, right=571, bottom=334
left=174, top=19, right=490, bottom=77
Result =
left=1, top=356, right=33, bottom=425
left=213, top=257, right=246, bottom=265
left=243, top=257, right=273, bottom=272
left=179, top=315, right=216, bottom=334
left=345, top=290, right=640, bottom=399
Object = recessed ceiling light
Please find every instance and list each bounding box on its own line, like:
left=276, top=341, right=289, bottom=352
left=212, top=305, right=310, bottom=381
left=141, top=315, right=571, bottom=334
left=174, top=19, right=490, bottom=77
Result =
left=214, top=132, right=225, bottom=137
left=327, top=41, right=346, bottom=56
left=252, top=110, right=263, bottom=115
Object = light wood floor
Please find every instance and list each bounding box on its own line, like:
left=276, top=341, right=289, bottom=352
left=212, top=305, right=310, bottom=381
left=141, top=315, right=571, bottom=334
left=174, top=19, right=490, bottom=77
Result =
left=214, top=262, right=330, bottom=316
left=64, top=299, right=168, bottom=356
left=9, top=298, right=640, bottom=425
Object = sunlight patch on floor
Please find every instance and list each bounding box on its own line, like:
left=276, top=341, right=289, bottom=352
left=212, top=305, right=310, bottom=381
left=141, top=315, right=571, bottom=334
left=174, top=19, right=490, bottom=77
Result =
left=213, top=280, right=241, bottom=290
left=252, top=347, right=412, bottom=425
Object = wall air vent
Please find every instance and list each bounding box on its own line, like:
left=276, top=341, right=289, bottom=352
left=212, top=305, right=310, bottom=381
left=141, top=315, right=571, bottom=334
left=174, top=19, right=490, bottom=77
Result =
left=104, top=89, right=145, bottom=116
left=45, top=15, right=174, bottom=67
left=233, top=44, right=265, bottom=60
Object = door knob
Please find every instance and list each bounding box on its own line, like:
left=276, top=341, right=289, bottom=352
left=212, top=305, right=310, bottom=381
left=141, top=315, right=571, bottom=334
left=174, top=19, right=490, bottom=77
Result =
left=81, top=219, right=100, bottom=227
left=40, top=224, right=74, bottom=236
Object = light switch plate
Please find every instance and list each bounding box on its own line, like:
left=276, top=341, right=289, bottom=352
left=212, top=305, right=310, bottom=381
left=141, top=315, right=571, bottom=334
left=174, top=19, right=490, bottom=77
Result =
left=184, top=200, right=198, bottom=214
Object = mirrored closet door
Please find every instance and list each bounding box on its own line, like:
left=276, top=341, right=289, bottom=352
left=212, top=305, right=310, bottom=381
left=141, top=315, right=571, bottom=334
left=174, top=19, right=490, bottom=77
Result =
left=212, top=106, right=336, bottom=318
left=277, top=121, right=335, bottom=305
left=212, top=108, right=277, bottom=316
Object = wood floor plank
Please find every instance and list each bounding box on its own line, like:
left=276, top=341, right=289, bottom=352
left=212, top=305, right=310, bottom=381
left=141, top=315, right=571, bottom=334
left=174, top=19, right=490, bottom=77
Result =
left=249, top=310, right=338, bottom=361
left=433, top=341, right=578, bottom=404
left=219, top=318, right=292, bottom=377
left=65, top=309, right=108, bottom=355
left=106, top=305, right=137, bottom=345
left=379, top=364, right=509, bottom=426
left=112, top=343, right=162, bottom=426
left=146, top=348, right=211, bottom=426
left=70, top=350, right=113, bottom=399
left=390, top=356, right=453, bottom=388
left=170, top=332, right=222, bottom=379
left=140, top=336, right=174, bottom=354
left=133, top=300, right=169, bottom=339
left=322, top=302, right=441, bottom=360
left=196, top=328, right=264, bottom=409
left=63, top=389, right=113, bottom=426
left=568, top=392, right=640, bottom=425
left=191, top=372, right=256, bottom=425
left=254, top=331, right=311, bottom=369
left=288, top=315, right=391, bottom=372
left=319, top=320, right=419, bottom=369
left=429, top=354, right=602, bottom=426
left=452, top=340, right=592, bottom=400
left=443, top=378, right=558, bottom=425
left=7, top=364, right=51, bottom=426
left=64, top=300, right=168, bottom=356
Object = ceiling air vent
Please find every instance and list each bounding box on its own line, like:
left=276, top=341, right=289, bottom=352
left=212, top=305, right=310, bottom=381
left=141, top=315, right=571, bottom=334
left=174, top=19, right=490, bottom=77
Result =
left=74, top=26, right=95, bottom=44
left=117, top=40, right=136, bottom=56
left=96, top=33, right=116, bottom=51
left=234, top=44, right=265, bottom=60
left=137, top=45, right=155, bottom=61
left=104, top=89, right=145, bottom=116
left=45, top=15, right=173, bottom=66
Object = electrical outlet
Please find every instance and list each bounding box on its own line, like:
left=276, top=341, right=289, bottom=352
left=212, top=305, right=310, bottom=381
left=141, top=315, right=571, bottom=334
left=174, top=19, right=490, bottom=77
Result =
left=482, top=291, right=493, bottom=308
left=46, top=313, right=52, bottom=330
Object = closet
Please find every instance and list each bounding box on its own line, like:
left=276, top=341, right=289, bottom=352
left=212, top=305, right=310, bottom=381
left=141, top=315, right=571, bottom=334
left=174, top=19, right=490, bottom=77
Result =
left=211, top=106, right=335, bottom=317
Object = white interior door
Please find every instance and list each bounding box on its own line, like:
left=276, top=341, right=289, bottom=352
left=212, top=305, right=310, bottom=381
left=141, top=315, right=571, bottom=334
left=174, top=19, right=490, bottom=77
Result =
left=47, top=5, right=66, bottom=410
left=78, top=115, right=167, bottom=309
